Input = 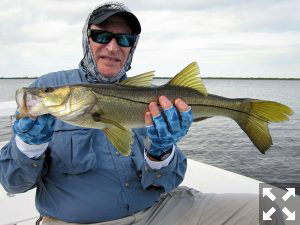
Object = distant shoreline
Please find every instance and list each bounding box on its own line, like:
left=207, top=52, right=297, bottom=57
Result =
left=0, top=77, right=299, bottom=80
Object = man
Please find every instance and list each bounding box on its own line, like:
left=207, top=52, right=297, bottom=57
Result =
left=0, top=2, right=283, bottom=225
left=1, top=1, right=190, bottom=224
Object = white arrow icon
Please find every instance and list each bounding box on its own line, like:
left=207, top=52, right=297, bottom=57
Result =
left=282, top=188, right=295, bottom=201
left=263, top=207, right=276, bottom=220
left=282, top=207, right=296, bottom=220
left=263, top=188, right=276, bottom=201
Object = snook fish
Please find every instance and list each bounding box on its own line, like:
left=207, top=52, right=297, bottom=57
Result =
left=15, top=62, right=293, bottom=156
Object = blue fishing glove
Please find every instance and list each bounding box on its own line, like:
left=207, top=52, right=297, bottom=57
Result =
left=13, top=113, right=56, bottom=145
left=146, top=106, right=193, bottom=159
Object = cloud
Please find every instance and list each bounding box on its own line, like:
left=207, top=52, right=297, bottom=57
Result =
left=0, top=0, right=299, bottom=78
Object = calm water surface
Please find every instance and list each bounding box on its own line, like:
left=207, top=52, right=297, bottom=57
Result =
left=0, top=78, right=299, bottom=189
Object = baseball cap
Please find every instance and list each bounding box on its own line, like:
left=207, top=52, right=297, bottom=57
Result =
left=88, top=2, right=141, bottom=34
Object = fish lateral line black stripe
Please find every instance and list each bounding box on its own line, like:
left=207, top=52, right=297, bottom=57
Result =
left=95, top=92, right=153, bottom=105
left=97, top=93, right=268, bottom=123
left=188, top=103, right=269, bottom=123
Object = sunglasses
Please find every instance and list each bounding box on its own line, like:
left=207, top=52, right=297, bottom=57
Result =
left=88, top=29, right=137, bottom=47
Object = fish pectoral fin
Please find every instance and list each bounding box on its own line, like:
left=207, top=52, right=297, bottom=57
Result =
left=120, top=71, right=155, bottom=87
left=91, top=112, right=127, bottom=131
left=103, top=126, right=133, bottom=156
left=91, top=112, right=102, bottom=122
left=91, top=111, right=133, bottom=155
left=167, top=62, right=208, bottom=96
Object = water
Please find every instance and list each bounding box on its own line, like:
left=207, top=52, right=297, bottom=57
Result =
left=0, top=78, right=299, bottom=189
left=0, top=79, right=33, bottom=102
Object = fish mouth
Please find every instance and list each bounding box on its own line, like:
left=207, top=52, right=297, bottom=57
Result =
left=15, top=88, right=42, bottom=118
left=15, top=88, right=29, bottom=119
left=15, top=88, right=26, bottom=109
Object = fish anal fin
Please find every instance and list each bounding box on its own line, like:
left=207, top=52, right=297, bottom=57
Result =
left=167, top=62, right=208, bottom=96
left=120, top=71, right=155, bottom=87
left=103, top=126, right=133, bottom=156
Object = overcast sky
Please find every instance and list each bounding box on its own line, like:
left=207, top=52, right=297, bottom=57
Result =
left=0, top=0, right=299, bottom=78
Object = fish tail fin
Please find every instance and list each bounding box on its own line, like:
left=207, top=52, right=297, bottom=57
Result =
left=236, top=100, right=293, bottom=154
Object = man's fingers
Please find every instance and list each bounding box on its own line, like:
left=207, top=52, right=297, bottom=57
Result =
left=174, top=98, right=190, bottom=112
left=159, top=96, right=172, bottom=109
left=148, top=102, right=160, bottom=117
left=146, top=97, right=189, bottom=125
left=148, top=96, right=175, bottom=116
left=144, top=111, right=153, bottom=126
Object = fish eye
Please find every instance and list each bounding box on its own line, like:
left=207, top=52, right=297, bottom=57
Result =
left=44, top=87, right=54, bottom=93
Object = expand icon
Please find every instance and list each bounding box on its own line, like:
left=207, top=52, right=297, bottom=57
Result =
left=262, top=187, right=296, bottom=221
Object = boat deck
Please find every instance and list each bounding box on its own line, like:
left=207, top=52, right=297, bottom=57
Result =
left=0, top=138, right=260, bottom=225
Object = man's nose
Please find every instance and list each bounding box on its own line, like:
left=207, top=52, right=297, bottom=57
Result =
left=105, top=38, right=119, bottom=52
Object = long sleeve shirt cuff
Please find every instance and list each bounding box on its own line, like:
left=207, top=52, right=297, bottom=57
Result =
left=144, top=145, right=175, bottom=170
left=15, top=135, right=49, bottom=158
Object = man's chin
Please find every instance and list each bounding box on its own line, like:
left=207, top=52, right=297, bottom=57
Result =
left=99, top=68, right=120, bottom=78
left=96, top=60, right=119, bottom=76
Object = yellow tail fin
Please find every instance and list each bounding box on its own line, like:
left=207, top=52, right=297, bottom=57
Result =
left=237, top=100, right=293, bottom=153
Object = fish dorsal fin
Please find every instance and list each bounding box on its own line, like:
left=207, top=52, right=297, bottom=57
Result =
left=120, top=71, right=155, bottom=87
left=167, top=62, right=208, bottom=96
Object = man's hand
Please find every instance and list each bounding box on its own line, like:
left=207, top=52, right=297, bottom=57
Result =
left=13, top=113, right=56, bottom=145
left=144, top=96, right=193, bottom=160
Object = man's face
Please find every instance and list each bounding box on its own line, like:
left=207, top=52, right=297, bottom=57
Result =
left=89, top=16, right=133, bottom=78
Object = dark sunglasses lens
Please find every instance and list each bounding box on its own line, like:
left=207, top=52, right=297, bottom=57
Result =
left=116, top=34, right=135, bottom=47
left=92, top=32, right=112, bottom=44
left=90, top=30, right=136, bottom=47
